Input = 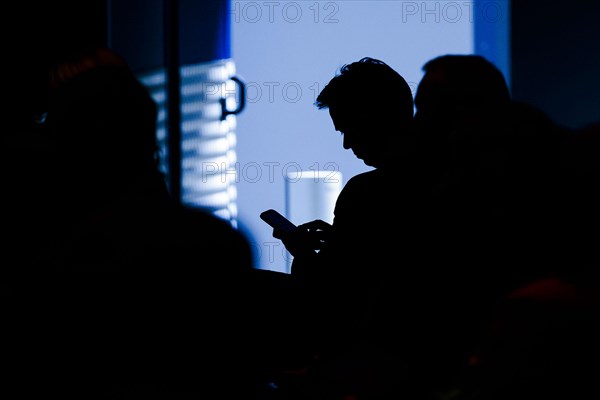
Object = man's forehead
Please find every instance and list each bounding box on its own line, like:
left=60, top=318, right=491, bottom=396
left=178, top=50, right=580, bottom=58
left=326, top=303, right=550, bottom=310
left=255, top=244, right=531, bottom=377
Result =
left=415, top=69, right=450, bottom=103
left=421, top=68, right=447, bottom=85
left=329, top=103, right=372, bottom=120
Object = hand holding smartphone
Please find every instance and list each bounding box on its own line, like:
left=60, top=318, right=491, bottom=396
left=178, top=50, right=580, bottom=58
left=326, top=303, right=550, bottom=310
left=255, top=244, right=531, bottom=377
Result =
left=260, top=209, right=297, bottom=234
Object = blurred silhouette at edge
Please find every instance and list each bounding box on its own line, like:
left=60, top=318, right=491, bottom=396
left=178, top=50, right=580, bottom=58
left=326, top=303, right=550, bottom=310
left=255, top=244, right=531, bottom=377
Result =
left=3, top=46, right=310, bottom=400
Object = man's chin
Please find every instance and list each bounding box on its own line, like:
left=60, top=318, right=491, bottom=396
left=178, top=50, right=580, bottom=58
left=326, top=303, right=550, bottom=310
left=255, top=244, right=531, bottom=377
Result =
left=361, top=159, right=380, bottom=168
left=355, top=152, right=381, bottom=168
left=370, top=156, right=391, bottom=168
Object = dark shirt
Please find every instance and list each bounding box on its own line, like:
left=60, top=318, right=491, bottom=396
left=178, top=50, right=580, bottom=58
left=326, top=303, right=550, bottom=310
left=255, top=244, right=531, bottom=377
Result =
left=290, top=165, right=424, bottom=359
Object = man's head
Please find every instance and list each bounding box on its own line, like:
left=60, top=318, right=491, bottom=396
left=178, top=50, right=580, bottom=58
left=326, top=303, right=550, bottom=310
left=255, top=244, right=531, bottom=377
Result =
left=414, top=54, right=510, bottom=129
left=46, top=47, right=159, bottom=173
left=315, top=57, right=414, bottom=168
left=44, top=47, right=160, bottom=213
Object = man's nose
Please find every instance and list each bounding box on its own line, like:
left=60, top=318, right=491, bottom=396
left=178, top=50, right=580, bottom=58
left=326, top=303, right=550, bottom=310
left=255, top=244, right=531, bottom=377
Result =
left=343, top=134, right=352, bottom=149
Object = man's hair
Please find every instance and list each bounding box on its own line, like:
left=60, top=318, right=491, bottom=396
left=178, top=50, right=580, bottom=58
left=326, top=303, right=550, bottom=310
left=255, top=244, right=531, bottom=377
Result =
left=315, top=57, right=414, bottom=126
left=422, top=54, right=510, bottom=104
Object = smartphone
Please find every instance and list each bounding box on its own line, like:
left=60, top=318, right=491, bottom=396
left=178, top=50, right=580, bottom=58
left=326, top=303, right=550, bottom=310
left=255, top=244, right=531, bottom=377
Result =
left=260, top=209, right=298, bottom=234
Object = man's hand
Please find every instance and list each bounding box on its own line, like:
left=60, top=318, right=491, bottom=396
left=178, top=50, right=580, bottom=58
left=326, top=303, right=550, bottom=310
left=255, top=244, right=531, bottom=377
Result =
left=273, top=219, right=332, bottom=258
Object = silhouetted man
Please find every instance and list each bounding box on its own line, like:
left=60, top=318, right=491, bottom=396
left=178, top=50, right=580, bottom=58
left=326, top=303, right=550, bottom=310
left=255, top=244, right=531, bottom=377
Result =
left=272, top=57, right=419, bottom=399
left=410, top=54, right=578, bottom=396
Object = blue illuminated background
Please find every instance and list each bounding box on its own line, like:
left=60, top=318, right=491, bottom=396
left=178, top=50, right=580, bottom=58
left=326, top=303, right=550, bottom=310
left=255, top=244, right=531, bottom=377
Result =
left=230, top=0, right=511, bottom=272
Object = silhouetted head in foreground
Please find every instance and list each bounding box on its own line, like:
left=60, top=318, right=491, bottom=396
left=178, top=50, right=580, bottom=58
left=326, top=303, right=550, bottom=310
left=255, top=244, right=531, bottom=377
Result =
left=415, top=54, right=510, bottom=124
left=414, top=54, right=511, bottom=147
left=413, top=54, right=513, bottom=183
left=44, top=47, right=162, bottom=217
left=315, top=57, right=414, bottom=168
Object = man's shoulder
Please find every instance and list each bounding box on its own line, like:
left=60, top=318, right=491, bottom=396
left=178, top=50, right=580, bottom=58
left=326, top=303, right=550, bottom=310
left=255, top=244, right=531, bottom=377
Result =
left=336, top=169, right=385, bottom=210
left=343, top=169, right=385, bottom=191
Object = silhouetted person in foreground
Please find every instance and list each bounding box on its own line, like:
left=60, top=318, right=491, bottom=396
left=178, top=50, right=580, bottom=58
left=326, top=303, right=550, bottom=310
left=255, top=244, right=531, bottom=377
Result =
left=41, top=47, right=253, bottom=272
left=412, top=54, right=597, bottom=399
left=271, top=57, right=419, bottom=399
left=410, top=54, right=560, bottom=394
left=3, top=47, right=296, bottom=400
